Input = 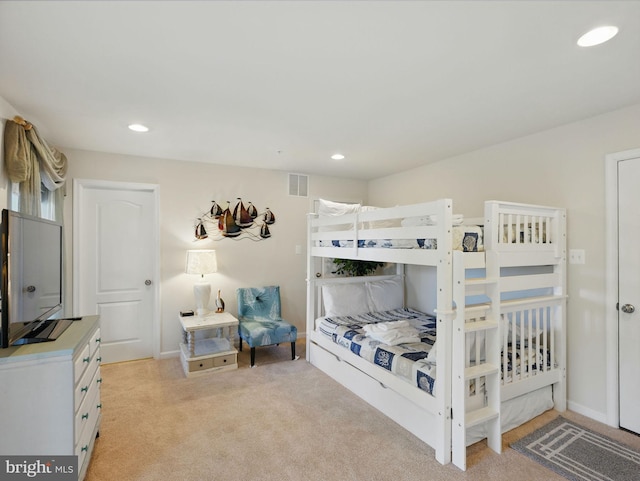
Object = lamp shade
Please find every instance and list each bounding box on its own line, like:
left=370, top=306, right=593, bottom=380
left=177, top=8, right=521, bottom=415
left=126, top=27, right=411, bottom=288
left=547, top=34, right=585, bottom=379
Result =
left=185, top=249, right=218, bottom=276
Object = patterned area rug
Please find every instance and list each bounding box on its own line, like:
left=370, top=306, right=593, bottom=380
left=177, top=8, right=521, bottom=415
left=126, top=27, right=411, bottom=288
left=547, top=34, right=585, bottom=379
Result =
left=511, top=416, right=640, bottom=481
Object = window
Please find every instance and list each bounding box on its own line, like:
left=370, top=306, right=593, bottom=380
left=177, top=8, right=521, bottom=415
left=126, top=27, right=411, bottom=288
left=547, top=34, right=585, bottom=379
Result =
left=9, top=181, right=58, bottom=222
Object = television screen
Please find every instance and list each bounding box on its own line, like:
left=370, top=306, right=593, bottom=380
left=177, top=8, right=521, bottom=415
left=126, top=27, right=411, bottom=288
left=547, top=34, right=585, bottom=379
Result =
left=1, top=209, right=64, bottom=348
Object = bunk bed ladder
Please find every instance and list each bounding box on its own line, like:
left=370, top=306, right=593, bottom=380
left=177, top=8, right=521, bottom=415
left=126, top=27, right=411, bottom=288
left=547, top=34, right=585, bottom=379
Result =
left=452, top=250, right=501, bottom=470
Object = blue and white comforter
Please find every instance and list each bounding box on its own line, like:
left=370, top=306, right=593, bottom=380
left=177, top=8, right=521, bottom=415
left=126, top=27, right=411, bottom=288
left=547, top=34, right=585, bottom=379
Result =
left=316, top=308, right=438, bottom=395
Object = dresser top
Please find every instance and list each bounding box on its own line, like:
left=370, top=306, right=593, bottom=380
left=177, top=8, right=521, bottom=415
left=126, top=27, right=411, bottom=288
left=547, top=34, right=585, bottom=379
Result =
left=0, top=315, right=99, bottom=364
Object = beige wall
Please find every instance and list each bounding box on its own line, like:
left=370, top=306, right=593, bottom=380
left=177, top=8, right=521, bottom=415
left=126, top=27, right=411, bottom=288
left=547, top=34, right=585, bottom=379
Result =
left=368, top=102, right=640, bottom=422
left=63, top=149, right=367, bottom=356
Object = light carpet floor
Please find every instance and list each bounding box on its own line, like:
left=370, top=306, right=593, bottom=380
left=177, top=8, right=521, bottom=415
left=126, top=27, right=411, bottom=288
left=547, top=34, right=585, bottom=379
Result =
left=86, top=339, right=640, bottom=481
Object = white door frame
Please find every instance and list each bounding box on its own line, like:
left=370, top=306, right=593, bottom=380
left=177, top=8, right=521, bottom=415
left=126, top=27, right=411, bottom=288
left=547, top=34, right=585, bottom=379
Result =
left=73, top=178, right=161, bottom=360
left=605, top=147, right=640, bottom=427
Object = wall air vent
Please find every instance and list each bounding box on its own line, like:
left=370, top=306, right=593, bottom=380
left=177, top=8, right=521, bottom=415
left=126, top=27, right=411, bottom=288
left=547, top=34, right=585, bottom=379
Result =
left=288, top=173, right=309, bottom=197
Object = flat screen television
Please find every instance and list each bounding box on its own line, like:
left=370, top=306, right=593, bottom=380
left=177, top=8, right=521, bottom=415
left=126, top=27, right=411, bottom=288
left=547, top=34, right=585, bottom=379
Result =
left=0, top=209, right=65, bottom=348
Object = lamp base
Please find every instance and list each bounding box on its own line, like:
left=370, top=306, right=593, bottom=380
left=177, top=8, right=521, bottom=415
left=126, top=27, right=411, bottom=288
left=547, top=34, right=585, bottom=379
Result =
left=193, top=282, right=211, bottom=317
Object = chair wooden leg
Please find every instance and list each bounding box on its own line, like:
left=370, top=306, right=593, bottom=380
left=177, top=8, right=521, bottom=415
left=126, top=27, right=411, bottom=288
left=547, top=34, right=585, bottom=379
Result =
left=291, top=341, right=296, bottom=360
left=250, top=347, right=255, bottom=367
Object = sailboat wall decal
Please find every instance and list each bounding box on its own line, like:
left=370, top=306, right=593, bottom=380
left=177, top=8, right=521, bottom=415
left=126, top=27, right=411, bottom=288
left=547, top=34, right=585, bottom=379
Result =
left=195, top=219, right=208, bottom=240
left=219, top=202, right=242, bottom=237
left=263, top=207, right=275, bottom=225
left=209, top=200, right=223, bottom=218
left=232, top=198, right=254, bottom=228
left=193, top=196, right=277, bottom=241
left=247, top=202, right=258, bottom=219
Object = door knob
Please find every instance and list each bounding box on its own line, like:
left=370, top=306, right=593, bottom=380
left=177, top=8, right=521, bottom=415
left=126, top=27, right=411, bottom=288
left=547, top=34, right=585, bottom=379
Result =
left=621, top=304, right=635, bottom=314
left=145, top=279, right=152, bottom=286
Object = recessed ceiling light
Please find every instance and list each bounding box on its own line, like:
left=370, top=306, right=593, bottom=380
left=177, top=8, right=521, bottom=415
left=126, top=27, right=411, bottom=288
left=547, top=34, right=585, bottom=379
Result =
left=331, top=153, right=345, bottom=160
left=128, top=123, right=149, bottom=132
left=577, top=26, right=619, bottom=47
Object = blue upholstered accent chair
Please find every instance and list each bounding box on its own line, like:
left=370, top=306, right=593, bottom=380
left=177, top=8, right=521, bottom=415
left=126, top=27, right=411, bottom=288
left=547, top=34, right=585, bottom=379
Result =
left=236, top=286, right=297, bottom=367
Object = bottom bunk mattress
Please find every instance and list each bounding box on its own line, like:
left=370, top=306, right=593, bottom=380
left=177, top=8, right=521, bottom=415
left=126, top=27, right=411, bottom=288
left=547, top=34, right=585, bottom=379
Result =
left=316, top=308, right=438, bottom=395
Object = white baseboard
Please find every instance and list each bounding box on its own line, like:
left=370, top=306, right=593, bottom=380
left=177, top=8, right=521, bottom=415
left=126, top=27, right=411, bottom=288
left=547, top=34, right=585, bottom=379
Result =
left=159, top=349, right=180, bottom=360
left=567, top=400, right=611, bottom=426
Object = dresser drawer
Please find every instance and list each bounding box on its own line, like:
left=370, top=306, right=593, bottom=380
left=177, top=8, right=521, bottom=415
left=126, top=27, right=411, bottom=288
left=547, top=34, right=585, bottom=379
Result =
left=75, top=360, right=98, bottom=410
left=75, top=373, right=100, bottom=443
left=74, top=343, right=91, bottom=384
left=75, top=385, right=100, bottom=473
left=89, top=328, right=101, bottom=357
left=213, top=353, right=236, bottom=367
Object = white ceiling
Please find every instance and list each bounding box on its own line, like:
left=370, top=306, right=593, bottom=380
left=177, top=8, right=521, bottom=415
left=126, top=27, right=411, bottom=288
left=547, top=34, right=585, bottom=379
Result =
left=1, top=1, right=639, bottom=181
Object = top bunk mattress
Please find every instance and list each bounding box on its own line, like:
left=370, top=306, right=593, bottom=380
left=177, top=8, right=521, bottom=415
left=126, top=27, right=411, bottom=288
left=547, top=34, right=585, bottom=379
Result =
left=316, top=307, right=438, bottom=395
left=317, top=224, right=484, bottom=252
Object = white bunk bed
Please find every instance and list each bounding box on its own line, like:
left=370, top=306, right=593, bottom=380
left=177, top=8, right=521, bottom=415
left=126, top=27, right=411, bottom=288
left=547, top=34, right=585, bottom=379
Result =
left=306, top=198, right=566, bottom=470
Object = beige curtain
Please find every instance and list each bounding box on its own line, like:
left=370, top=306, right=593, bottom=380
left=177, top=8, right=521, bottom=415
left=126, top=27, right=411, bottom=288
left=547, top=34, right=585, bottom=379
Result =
left=3, top=116, right=67, bottom=218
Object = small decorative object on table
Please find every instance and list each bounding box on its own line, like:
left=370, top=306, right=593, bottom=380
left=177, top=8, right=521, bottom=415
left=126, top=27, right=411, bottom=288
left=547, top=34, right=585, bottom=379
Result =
left=216, top=289, right=225, bottom=313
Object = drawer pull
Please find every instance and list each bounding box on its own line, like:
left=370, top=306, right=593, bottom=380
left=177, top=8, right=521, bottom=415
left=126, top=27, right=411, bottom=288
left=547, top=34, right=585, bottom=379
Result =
left=97, top=378, right=103, bottom=384
left=83, top=356, right=90, bottom=363
left=97, top=403, right=102, bottom=409
left=95, top=338, right=101, bottom=343
left=81, top=386, right=88, bottom=393
left=81, top=445, right=88, bottom=452
left=82, top=413, right=89, bottom=420
left=96, top=357, right=102, bottom=363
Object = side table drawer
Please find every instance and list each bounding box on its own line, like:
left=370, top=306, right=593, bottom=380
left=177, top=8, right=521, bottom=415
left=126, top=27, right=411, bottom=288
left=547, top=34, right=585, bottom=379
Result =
left=213, top=353, right=236, bottom=367
left=188, top=357, right=214, bottom=372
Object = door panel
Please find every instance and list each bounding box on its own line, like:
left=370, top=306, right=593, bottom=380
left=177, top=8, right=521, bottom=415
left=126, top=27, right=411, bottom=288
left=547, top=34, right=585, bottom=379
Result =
left=74, top=180, right=158, bottom=364
left=618, top=157, right=640, bottom=434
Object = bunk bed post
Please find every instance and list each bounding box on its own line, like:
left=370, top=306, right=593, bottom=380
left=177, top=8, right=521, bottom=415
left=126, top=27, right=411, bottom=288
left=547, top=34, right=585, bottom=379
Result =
left=434, top=199, right=453, bottom=465
left=306, top=213, right=317, bottom=362
left=552, top=209, right=567, bottom=411
left=451, top=250, right=467, bottom=469
left=483, top=249, right=502, bottom=455
left=483, top=201, right=500, bottom=249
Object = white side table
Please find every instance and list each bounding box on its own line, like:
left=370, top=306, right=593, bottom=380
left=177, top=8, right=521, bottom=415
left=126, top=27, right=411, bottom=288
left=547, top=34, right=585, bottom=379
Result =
left=179, top=312, right=239, bottom=377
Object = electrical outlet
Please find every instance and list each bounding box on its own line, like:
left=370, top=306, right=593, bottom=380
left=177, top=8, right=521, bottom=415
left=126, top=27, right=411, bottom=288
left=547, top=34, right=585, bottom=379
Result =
left=569, top=249, right=585, bottom=265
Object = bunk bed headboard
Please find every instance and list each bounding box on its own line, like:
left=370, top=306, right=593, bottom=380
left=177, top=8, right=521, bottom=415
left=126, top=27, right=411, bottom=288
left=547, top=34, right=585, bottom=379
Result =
left=484, top=201, right=567, bottom=264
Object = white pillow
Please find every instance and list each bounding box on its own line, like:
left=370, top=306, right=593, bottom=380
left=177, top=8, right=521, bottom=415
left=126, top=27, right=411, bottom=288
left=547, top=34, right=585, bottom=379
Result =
left=318, top=198, right=361, bottom=216
left=366, top=278, right=404, bottom=312
left=322, top=283, right=371, bottom=317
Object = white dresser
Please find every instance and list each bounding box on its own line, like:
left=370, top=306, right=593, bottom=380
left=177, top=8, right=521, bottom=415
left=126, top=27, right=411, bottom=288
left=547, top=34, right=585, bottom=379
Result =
left=0, top=316, right=101, bottom=481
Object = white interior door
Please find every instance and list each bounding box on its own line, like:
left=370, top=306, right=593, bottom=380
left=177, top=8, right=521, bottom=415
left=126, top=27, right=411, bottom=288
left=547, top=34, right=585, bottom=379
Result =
left=74, top=179, right=159, bottom=364
left=617, top=157, right=640, bottom=434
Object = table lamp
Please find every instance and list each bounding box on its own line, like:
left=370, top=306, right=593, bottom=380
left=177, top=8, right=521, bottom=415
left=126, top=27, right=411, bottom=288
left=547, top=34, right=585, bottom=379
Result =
left=185, top=249, right=218, bottom=316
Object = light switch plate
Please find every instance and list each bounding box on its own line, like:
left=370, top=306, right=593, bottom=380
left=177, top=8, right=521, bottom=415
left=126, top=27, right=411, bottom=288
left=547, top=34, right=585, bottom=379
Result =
left=569, top=249, right=585, bottom=264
